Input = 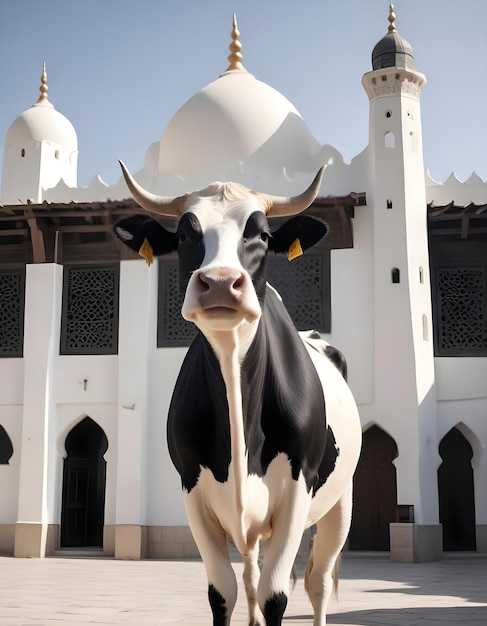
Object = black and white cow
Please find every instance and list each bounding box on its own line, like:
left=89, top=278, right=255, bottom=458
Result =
left=114, top=162, right=362, bottom=626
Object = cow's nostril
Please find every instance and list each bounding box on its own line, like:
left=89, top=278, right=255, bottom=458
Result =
left=231, top=273, right=245, bottom=291
left=197, top=272, right=211, bottom=292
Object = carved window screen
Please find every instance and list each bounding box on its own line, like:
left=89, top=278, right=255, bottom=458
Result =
left=60, top=265, right=119, bottom=355
left=267, top=252, right=331, bottom=332
left=157, top=261, right=197, bottom=347
left=434, top=266, right=487, bottom=356
left=0, top=268, right=25, bottom=357
left=157, top=251, right=331, bottom=347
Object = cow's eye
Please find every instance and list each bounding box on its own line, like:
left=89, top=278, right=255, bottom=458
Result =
left=260, top=232, right=269, bottom=242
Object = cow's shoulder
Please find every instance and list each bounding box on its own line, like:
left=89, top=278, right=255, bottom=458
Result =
left=242, top=287, right=327, bottom=489
left=167, top=333, right=231, bottom=491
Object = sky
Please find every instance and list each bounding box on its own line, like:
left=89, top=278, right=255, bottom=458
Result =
left=0, top=0, right=486, bottom=188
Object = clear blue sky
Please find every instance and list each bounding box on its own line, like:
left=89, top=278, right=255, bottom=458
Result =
left=1, top=0, right=486, bottom=188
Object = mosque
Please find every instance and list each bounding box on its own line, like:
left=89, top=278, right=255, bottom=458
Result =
left=0, top=5, right=486, bottom=562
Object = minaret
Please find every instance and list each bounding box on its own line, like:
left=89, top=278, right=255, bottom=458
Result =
left=361, top=4, right=441, bottom=560
left=1, top=63, right=78, bottom=204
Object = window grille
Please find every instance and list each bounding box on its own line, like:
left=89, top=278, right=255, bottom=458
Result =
left=267, top=252, right=330, bottom=332
left=0, top=268, right=25, bottom=357
left=434, top=267, right=487, bottom=356
left=60, top=265, right=119, bottom=355
left=157, top=261, right=197, bottom=347
left=157, top=251, right=331, bottom=347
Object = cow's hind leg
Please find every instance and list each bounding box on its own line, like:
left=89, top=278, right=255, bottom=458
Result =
left=242, top=544, right=265, bottom=626
left=185, top=495, right=237, bottom=625
left=305, top=483, right=353, bottom=626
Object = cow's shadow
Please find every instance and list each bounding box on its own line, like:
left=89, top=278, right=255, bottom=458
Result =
left=284, top=556, right=487, bottom=623
left=285, top=606, right=487, bottom=623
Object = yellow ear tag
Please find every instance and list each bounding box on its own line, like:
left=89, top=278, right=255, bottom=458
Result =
left=138, top=238, right=154, bottom=266
left=287, top=238, right=303, bottom=261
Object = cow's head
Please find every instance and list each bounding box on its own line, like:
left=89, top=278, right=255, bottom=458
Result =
left=113, top=162, right=327, bottom=337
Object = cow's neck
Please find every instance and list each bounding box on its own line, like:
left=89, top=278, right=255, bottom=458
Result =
left=203, top=324, right=259, bottom=556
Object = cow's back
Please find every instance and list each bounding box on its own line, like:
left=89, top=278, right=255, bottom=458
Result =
left=304, top=338, right=362, bottom=526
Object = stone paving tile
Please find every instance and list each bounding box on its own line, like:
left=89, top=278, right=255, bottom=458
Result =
left=0, top=556, right=485, bottom=625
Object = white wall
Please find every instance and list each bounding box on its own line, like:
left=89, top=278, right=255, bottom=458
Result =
left=1, top=252, right=486, bottom=537
left=435, top=357, right=487, bottom=525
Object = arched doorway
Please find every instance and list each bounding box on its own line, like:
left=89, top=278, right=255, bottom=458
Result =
left=438, top=427, right=476, bottom=551
left=349, top=425, right=398, bottom=550
left=0, top=424, right=14, bottom=464
left=60, top=417, right=108, bottom=548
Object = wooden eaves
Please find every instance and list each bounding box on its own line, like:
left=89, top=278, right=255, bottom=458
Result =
left=0, top=192, right=367, bottom=266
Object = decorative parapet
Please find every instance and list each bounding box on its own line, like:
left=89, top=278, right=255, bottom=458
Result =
left=362, top=67, right=426, bottom=101
left=425, top=169, right=487, bottom=206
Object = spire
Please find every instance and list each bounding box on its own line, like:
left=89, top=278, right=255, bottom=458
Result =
left=388, top=2, right=397, bottom=33
left=371, top=2, right=415, bottom=71
left=37, top=61, right=49, bottom=104
left=225, top=14, right=246, bottom=72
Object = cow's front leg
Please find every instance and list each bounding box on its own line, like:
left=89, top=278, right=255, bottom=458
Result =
left=257, top=476, right=311, bottom=625
left=185, top=492, right=237, bottom=625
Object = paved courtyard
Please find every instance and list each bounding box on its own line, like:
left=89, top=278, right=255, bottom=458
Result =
left=0, top=554, right=485, bottom=625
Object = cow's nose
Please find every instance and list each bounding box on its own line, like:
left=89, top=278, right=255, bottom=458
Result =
left=197, top=268, right=245, bottom=295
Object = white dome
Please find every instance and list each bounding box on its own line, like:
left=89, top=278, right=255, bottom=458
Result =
left=144, top=141, right=160, bottom=177
left=5, top=99, right=78, bottom=154
left=158, top=69, right=321, bottom=178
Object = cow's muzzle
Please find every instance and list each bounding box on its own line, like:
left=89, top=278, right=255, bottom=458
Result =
left=182, top=267, right=261, bottom=328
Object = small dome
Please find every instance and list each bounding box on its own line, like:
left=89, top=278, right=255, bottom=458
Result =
left=372, top=3, right=415, bottom=70
left=158, top=15, right=320, bottom=179
left=5, top=64, right=77, bottom=153
left=6, top=101, right=78, bottom=153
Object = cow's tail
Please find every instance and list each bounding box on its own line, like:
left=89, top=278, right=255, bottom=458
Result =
left=304, top=540, right=313, bottom=596
left=332, top=553, right=341, bottom=597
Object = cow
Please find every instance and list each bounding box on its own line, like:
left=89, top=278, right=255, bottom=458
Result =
left=113, top=161, right=362, bottom=626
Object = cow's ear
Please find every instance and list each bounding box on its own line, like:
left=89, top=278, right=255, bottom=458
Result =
left=113, top=215, right=177, bottom=262
left=269, top=216, right=327, bottom=257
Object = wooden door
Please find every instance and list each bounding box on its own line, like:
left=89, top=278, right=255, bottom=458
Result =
left=438, top=427, right=476, bottom=551
left=60, top=417, right=107, bottom=548
left=349, top=425, right=398, bottom=550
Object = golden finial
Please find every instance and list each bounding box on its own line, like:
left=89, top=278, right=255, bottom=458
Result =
left=225, top=13, right=246, bottom=72
left=388, top=2, right=397, bottom=32
left=37, top=61, right=49, bottom=103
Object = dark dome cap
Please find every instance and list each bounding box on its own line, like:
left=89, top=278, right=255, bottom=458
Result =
left=372, top=3, right=415, bottom=70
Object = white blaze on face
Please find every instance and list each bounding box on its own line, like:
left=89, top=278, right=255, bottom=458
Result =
left=180, top=187, right=264, bottom=338
left=178, top=186, right=270, bottom=553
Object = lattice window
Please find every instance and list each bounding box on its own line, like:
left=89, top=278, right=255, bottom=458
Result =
left=267, top=252, right=330, bottom=332
left=434, top=267, right=487, bottom=356
left=60, top=265, right=119, bottom=355
left=157, top=252, right=331, bottom=347
left=157, top=261, right=197, bottom=347
left=0, top=268, right=25, bottom=357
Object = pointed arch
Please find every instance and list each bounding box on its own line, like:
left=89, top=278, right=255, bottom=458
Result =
left=60, top=417, right=108, bottom=548
left=438, top=426, right=476, bottom=551
left=0, top=425, right=14, bottom=464
left=349, top=424, right=398, bottom=550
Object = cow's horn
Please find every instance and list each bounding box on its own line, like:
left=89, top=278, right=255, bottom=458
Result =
left=264, top=165, right=327, bottom=217
left=119, top=160, right=186, bottom=216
